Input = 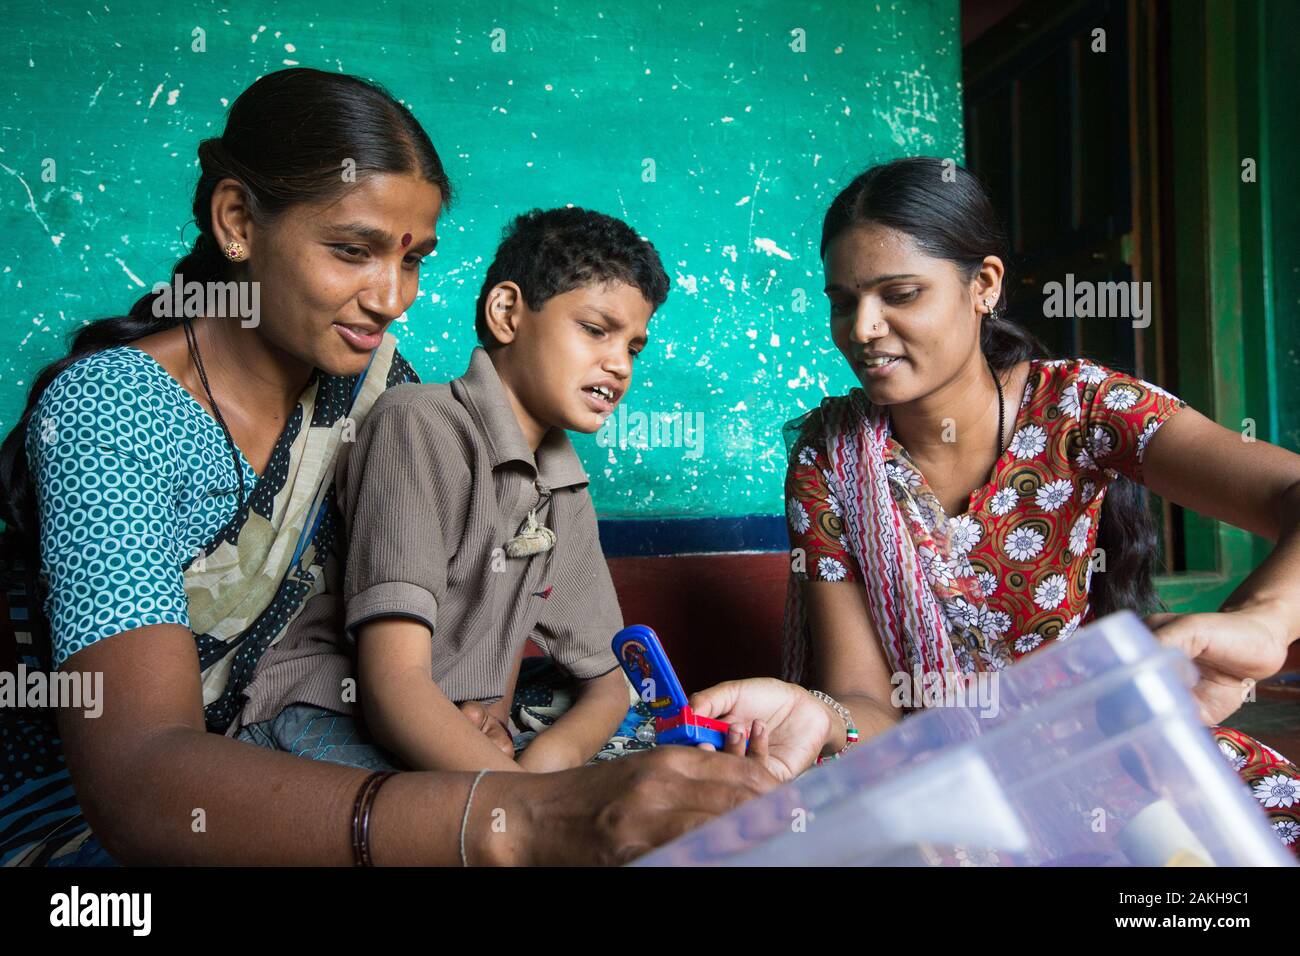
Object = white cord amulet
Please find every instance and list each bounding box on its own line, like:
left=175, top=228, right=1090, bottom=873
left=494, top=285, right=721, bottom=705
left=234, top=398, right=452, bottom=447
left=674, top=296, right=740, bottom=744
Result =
left=504, top=510, right=556, bottom=558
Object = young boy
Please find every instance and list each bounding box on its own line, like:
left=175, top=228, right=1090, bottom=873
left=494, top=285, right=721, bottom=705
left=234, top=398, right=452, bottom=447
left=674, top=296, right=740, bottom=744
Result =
left=236, top=207, right=669, bottom=773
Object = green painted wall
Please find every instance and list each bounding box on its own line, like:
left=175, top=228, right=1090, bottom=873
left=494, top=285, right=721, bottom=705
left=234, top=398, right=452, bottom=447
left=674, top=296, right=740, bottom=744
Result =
left=1262, top=0, right=1300, bottom=456
left=0, top=0, right=965, bottom=519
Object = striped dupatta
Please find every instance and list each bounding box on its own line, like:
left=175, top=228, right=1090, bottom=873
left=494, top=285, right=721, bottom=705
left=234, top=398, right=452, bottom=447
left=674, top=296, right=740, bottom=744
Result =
left=188, top=333, right=402, bottom=733
left=781, top=391, right=987, bottom=700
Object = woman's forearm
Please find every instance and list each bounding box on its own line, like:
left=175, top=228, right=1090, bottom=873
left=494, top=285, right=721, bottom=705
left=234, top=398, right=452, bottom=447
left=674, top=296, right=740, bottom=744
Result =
left=80, top=723, right=489, bottom=865
left=1220, top=481, right=1300, bottom=646
left=817, top=692, right=900, bottom=754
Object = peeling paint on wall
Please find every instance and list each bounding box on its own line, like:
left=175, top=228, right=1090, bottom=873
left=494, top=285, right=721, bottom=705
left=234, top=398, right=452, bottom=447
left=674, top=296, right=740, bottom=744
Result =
left=0, top=0, right=964, bottom=519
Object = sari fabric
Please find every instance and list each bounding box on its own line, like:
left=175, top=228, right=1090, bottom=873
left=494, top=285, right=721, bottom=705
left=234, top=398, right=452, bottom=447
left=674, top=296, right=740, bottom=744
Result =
left=1, top=334, right=408, bottom=865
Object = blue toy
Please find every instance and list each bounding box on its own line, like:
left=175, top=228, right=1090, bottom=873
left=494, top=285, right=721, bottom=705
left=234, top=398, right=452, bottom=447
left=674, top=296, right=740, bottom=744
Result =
left=611, top=624, right=741, bottom=749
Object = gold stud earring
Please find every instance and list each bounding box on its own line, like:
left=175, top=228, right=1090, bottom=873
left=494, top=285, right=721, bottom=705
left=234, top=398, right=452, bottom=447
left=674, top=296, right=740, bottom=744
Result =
left=223, top=240, right=248, bottom=262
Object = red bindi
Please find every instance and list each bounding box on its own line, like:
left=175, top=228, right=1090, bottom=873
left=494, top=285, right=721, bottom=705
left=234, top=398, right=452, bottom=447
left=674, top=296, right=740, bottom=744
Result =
left=400, top=232, right=412, bottom=248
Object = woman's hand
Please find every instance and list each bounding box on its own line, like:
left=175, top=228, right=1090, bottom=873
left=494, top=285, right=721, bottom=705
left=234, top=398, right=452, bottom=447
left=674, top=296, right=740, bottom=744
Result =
left=1145, top=608, right=1290, bottom=725
left=688, top=677, right=833, bottom=782
left=457, top=700, right=516, bottom=759
left=478, top=745, right=780, bottom=865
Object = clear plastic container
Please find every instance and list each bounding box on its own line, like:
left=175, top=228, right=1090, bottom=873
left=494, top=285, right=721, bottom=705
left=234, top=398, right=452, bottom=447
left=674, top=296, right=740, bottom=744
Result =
left=636, top=611, right=1294, bottom=866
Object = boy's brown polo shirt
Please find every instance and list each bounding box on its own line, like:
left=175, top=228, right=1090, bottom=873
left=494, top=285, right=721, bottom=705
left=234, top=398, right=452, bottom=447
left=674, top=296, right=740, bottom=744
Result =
left=234, top=347, right=623, bottom=729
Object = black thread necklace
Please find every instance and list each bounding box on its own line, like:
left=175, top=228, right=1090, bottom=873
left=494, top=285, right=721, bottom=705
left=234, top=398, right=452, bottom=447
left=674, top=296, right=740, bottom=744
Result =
left=989, top=358, right=1006, bottom=459
left=182, top=317, right=247, bottom=515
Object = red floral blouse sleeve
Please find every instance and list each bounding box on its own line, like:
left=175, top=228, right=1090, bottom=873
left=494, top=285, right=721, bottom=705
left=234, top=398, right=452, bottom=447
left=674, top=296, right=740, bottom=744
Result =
left=785, top=415, right=863, bottom=583
left=1074, top=361, right=1187, bottom=483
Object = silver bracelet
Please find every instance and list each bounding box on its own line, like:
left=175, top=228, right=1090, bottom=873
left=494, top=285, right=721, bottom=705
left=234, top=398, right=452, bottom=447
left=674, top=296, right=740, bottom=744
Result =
left=459, top=769, right=491, bottom=867
left=808, top=689, right=851, bottom=729
left=808, top=690, right=860, bottom=764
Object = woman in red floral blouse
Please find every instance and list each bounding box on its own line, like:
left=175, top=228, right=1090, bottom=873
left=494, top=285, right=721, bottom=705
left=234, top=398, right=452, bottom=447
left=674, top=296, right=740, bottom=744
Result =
left=784, top=356, right=1176, bottom=670
left=692, top=157, right=1300, bottom=858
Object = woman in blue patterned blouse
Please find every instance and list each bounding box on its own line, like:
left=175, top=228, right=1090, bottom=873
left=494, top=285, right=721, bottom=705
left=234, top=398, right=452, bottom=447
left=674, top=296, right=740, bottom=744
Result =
left=0, top=68, right=773, bottom=866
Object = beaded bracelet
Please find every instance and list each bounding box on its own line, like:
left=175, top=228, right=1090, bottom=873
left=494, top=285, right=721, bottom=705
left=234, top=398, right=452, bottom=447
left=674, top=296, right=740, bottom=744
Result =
left=808, top=689, right=860, bottom=765
left=816, top=725, right=860, bottom=765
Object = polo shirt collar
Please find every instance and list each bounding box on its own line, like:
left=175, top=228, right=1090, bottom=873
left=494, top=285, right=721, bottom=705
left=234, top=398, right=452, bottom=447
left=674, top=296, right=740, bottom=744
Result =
left=453, top=347, right=590, bottom=490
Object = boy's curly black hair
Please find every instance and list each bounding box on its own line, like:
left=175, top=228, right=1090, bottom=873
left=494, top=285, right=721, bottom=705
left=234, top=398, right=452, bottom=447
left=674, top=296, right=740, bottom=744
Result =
left=474, top=206, right=670, bottom=346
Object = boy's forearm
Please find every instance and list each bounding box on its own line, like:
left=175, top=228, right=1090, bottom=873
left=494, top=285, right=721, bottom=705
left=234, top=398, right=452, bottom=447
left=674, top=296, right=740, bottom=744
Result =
left=518, top=669, right=630, bottom=771
left=363, top=668, right=521, bottom=773
left=485, top=638, right=532, bottom=729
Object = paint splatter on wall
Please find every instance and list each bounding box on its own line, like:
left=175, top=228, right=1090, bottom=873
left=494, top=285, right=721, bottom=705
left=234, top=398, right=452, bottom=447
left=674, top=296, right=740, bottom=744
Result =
left=0, top=0, right=964, bottom=519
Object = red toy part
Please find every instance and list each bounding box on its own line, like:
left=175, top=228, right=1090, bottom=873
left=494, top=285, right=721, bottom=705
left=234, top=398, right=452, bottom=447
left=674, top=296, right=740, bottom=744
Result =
left=655, top=706, right=735, bottom=736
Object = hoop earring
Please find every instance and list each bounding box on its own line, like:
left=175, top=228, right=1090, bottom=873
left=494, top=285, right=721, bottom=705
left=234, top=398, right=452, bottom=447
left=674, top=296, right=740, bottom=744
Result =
left=223, top=240, right=248, bottom=262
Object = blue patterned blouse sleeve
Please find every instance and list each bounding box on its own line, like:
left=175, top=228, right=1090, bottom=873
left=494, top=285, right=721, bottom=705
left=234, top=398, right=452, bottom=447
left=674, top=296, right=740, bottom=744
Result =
left=27, top=356, right=190, bottom=669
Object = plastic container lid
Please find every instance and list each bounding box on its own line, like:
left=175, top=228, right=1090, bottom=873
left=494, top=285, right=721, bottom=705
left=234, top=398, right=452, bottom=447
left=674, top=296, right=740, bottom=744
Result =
left=635, top=611, right=1294, bottom=867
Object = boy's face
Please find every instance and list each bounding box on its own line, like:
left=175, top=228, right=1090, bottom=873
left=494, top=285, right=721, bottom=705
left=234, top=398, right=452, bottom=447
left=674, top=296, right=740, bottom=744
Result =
left=486, top=279, right=653, bottom=443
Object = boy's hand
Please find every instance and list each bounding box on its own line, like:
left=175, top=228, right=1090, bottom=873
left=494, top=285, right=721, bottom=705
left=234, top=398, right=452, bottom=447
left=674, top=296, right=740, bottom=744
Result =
left=458, top=700, right=515, bottom=758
